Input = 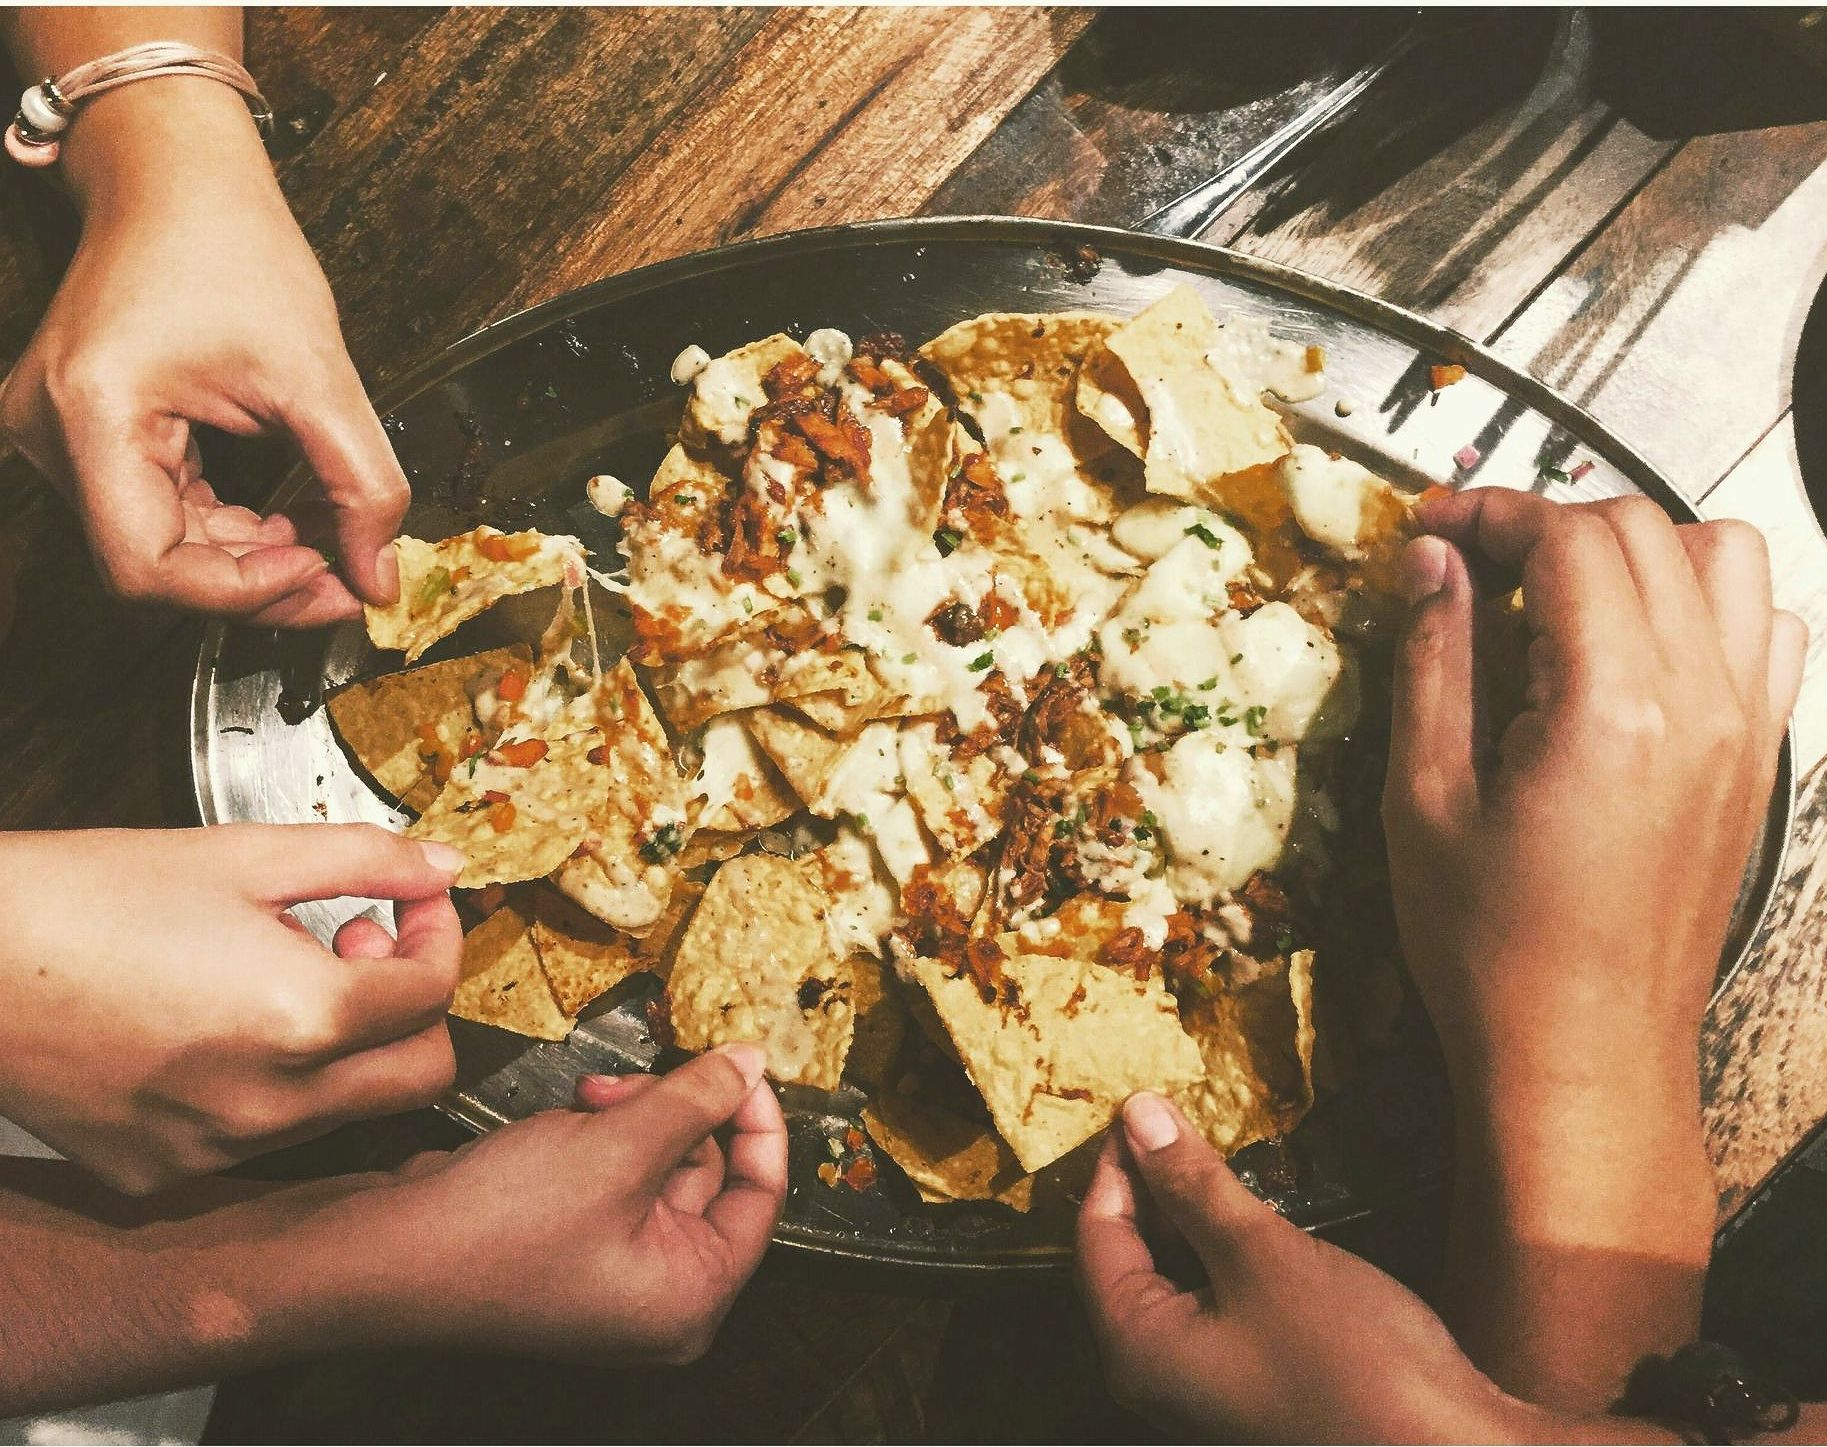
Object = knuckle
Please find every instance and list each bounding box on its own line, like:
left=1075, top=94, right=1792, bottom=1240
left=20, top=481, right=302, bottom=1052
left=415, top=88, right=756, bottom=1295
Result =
left=266, top=990, right=342, bottom=1060
left=214, top=1091, right=299, bottom=1144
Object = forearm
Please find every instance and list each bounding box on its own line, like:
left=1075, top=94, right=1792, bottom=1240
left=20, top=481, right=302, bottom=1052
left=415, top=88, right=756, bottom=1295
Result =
left=2, top=8, right=267, bottom=214
left=0, top=1158, right=384, bottom=1419
left=1445, top=1058, right=1715, bottom=1413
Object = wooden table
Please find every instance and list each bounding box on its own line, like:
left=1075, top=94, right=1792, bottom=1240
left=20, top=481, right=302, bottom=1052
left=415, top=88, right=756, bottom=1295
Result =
left=3, top=8, right=1826, bottom=1440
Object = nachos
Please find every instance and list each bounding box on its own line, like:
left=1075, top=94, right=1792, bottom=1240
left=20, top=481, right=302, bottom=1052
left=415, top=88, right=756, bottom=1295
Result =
left=333, top=287, right=1418, bottom=1200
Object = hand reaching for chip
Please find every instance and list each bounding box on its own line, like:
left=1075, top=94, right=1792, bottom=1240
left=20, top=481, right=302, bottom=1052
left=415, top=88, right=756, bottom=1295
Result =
left=0, top=824, right=463, bottom=1193
left=0, top=72, right=408, bottom=626
left=1078, top=1094, right=1680, bottom=1444
left=1078, top=1093, right=1539, bottom=1443
left=343, top=1047, right=787, bottom=1363
left=1381, top=489, right=1806, bottom=1406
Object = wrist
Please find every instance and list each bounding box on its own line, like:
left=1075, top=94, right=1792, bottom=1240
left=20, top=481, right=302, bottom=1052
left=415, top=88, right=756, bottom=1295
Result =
left=170, top=1175, right=407, bottom=1365
left=59, top=74, right=276, bottom=221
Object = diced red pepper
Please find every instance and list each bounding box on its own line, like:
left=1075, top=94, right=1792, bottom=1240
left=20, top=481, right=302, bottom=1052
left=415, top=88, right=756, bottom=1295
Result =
left=496, top=665, right=528, bottom=703
left=495, top=738, right=549, bottom=768
left=477, top=531, right=540, bottom=563
left=488, top=800, right=517, bottom=833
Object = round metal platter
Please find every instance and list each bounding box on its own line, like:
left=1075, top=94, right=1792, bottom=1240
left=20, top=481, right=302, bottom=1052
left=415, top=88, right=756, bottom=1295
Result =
left=192, top=217, right=1794, bottom=1274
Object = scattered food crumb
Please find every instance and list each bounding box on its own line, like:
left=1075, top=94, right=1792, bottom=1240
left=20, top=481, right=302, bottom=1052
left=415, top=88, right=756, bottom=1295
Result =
left=1569, top=460, right=1595, bottom=482
left=1454, top=444, right=1481, bottom=470
left=1430, top=363, right=1467, bottom=390
left=1333, top=397, right=1355, bottom=418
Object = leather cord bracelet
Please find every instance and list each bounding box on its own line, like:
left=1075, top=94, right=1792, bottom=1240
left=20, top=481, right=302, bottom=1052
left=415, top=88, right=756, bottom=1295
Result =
left=6, top=41, right=272, bottom=168
left=1617, top=1341, right=1800, bottom=1444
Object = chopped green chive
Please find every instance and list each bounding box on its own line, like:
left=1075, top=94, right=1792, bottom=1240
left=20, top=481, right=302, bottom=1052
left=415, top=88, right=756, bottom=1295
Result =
left=967, top=652, right=994, bottom=672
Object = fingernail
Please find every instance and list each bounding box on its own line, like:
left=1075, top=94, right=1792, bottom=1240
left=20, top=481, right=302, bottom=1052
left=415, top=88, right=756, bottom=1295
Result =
left=376, top=544, right=401, bottom=602
left=716, top=1042, right=768, bottom=1091
left=417, top=841, right=465, bottom=875
left=1399, top=535, right=1450, bottom=606
left=1122, top=1092, right=1180, bottom=1153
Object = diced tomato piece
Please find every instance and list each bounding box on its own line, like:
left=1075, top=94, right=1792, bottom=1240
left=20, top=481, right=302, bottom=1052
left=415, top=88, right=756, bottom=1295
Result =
left=841, top=1156, right=877, bottom=1191
left=458, top=730, right=483, bottom=760
left=488, top=800, right=517, bottom=833
left=495, top=738, right=549, bottom=768
left=477, top=531, right=540, bottom=563
left=480, top=790, right=510, bottom=805
left=496, top=666, right=528, bottom=703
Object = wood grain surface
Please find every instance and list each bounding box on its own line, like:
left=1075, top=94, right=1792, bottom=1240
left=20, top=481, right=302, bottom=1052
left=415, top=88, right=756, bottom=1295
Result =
left=1, top=7, right=1825, bottom=1441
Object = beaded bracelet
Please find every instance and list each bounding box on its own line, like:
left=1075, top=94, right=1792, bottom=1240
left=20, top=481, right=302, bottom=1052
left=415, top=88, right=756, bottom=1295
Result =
left=1617, top=1341, right=1800, bottom=1444
left=6, top=41, right=272, bottom=167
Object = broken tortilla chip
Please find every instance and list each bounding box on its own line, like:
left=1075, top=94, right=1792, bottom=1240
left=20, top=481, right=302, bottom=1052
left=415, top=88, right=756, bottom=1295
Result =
left=365, top=528, right=584, bottom=663
left=1174, top=951, right=1318, bottom=1155
left=912, top=953, right=1203, bottom=1174
left=844, top=954, right=907, bottom=1091
left=326, top=645, right=529, bottom=814
left=1098, top=287, right=1292, bottom=504
left=530, top=887, right=647, bottom=1018
left=690, top=713, right=800, bottom=833
left=667, top=853, right=854, bottom=1089
left=453, top=899, right=572, bottom=1041
left=409, top=725, right=605, bottom=889
left=863, top=1092, right=1032, bottom=1211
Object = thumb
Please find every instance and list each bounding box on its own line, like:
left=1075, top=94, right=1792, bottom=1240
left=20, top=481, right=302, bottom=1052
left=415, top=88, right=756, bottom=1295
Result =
left=280, top=371, right=411, bottom=608
left=1384, top=534, right=1480, bottom=826
left=601, top=1044, right=769, bottom=1193
left=1119, top=1093, right=1278, bottom=1280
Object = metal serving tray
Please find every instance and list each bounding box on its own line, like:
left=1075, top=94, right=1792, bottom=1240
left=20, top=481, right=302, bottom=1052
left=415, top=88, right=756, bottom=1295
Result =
left=192, top=217, right=1793, bottom=1273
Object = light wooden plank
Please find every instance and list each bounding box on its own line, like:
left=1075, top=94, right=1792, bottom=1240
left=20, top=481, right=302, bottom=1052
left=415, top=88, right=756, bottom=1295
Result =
left=1491, top=124, right=1827, bottom=499
left=1699, top=415, right=1827, bottom=777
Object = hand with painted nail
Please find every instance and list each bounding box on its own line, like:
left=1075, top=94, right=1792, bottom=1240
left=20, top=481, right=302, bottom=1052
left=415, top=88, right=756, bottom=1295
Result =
left=348, top=1048, right=787, bottom=1364
left=0, top=69, right=408, bottom=626
left=0, top=823, right=463, bottom=1193
left=1384, top=490, right=1806, bottom=1407
left=1077, top=1093, right=1555, bottom=1444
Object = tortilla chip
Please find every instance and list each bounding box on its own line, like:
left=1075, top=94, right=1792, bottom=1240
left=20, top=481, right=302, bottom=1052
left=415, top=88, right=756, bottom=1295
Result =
left=1075, top=342, right=1147, bottom=459
left=453, top=900, right=572, bottom=1040
left=787, top=680, right=896, bottom=735
left=844, top=954, right=907, bottom=1090
left=530, top=887, right=646, bottom=1017
left=676, top=829, right=750, bottom=869
left=327, top=645, right=529, bottom=814
left=365, top=528, right=584, bottom=663
left=679, top=334, right=805, bottom=451
left=691, top=714, right=800, bottom=832
left=645, top=615, right=863, bottom=733
left=863, top=1092, right=1032, bottom=1210
left=1174, top=950, right=1318, bottom=1155
left=409, top=725, right=605, bottom=888
left=811, top=828, right=898, bottom=960
left=743, top=706, right=852, bottom=809
left=622, top=446, right=763, bottom=656
left=1098, top=287, right=1292, bottom=503
left=667, top=853, right=854, bottom=1088
left=912, top=953, right=1203, bottom=1173
left=897, top=720, right=1012, bottom=858
left=552, top=661, right=690, bottom=932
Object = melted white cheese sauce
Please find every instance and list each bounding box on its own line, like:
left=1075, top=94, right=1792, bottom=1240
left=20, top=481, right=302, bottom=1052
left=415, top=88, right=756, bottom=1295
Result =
left=670, top=344, right=711, bottom=386
left=1278, top=443, right=1402, bottom=558
left=1129, top=737, right=1296, bottom=906
left=804, top=328, right=853, bottom=386
left=1206, top=315, right=1325, bottom=404
left=586, top=474, right=630, bottom=517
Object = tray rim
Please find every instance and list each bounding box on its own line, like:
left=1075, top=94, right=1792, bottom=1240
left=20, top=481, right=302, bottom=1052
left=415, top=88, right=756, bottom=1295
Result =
left=190, top=213, right=1798, bottom=1268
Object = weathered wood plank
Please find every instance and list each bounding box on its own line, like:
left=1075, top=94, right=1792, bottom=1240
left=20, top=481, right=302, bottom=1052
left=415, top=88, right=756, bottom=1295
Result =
left=1708, top=754, right=1827, bottom=1222
left=1700, top=415, right=1827, bottom=777
left=1231, top=11, right=1674, bottom=340
left=924, top=8, right=1396, bottom=225
left=505, top=6, right=1092, bottom=307
left=1491, top=123, right=1827, bottom=499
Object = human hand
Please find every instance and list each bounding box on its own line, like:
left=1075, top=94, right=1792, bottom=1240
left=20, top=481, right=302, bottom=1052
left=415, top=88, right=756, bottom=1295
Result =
left=1381, top=490, right=1805, bottom=1405
left=0, top=823, right=463, bottom=1193
left=0, top=79, right=408, bottom=626
left=1077, top=1093, right=1545, bottom=1444
left=1382, top=490, right=1804, bottom=1099
left=340, top=1047, right=787, bottom=1364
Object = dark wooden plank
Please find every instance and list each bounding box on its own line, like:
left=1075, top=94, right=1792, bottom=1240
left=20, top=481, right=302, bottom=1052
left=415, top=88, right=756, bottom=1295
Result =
left=924, top=8, right=1400, bottom=225
left=502, top=6, right=1092, bottom=305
